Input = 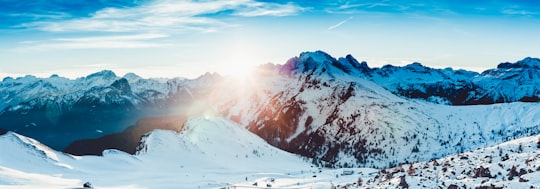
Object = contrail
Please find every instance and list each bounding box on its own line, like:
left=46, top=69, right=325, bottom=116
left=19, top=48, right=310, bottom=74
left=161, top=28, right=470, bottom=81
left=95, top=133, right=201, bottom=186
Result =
left=328, top=16, right=353, bottom=30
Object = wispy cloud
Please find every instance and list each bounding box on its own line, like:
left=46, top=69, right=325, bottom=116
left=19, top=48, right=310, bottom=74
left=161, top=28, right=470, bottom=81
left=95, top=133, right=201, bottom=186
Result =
left=81, top=63, right=118, bottom=68
left=328, top=17, right=353, bottom=30
left=18, top=0, right=303, bottom=33
left=234, top=2, right=302, bottom=17
left=501, top=9, right=538, bottom=16
left=11, top=0, right=303, bottom=51
left=16, top=33, right=170, bottom=51
left=325, top=1, right=540, bottom=19
left=8, top=12, right=71, bottom=20
left=54, top=33, right=168, bottom=42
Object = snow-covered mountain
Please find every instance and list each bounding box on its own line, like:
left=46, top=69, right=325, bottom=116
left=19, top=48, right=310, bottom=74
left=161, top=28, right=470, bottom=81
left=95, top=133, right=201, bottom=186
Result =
left=0, top=117, right=315, bottom=188
left=369, top=62, right=478, bottom=105
left=473, top=57, right=540, bottom=103
left=0, top=71, right=222, bottom=150
left=1, top=50, right=540, bottom=188
left=1, top=50, right=539, bottom=169
left=277, top=51, right=540, bottom=105
left=369, top=56, right=540, bottom=105
left=221, top=51, right=540, bottom=168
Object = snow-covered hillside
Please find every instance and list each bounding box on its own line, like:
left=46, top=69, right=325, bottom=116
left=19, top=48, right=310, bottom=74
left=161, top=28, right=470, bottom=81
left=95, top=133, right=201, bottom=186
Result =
left=361, top=134, right=540, bottom=188
left=222, top=51, right=540, bottom=168
left=227, top=134, right=540, bottom=189
left=0, top=117, right=315, bottom=188
left=2, top=123, right=537, bottom=188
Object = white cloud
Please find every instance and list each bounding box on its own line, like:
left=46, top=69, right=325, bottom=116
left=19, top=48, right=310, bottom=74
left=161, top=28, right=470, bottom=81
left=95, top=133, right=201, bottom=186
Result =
left=8, top=12, right=70, bottom=20
left=234, top=2, right=303, bottom=17
left=501, top=9, right=538, bottom=16
left=20, top=0, right=303, bottom=33
left=81, top=64, right=118, bottom=68
left=16, top=33, right=170, bottom=51
left=13, top=0, right=303, bottom=51
left=55, top=33, right=168, bottom=42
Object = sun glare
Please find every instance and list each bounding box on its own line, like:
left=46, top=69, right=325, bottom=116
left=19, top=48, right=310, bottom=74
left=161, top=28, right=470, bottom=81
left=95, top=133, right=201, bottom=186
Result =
left=226, top=62, right=256, bottom=95
left=228, top=63, right=254, bottom=79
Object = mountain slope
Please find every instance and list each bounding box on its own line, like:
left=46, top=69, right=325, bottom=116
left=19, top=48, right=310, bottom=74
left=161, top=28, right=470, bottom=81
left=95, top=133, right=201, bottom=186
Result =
left=362, top=134, right=540, bottom=188
left=2, top=124, right=538, bottom=188
left=225, top=134, right=540, bottom=188
left=0, top=117, right=314, bottom=188
left=137, top=117, right=311, bottom=172
left=223, top=51, right=540, bottom=168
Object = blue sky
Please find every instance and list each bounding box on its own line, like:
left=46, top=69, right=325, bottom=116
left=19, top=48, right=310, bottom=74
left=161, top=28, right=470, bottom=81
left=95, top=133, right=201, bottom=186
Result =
left=1, top=0, right=540, bottom=79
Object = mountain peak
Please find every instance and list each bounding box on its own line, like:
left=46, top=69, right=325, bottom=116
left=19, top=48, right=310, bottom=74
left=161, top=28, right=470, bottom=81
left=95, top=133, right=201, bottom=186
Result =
left=111, top=78, right=132, bottom=94
left=403, top=62, right=431, bottom=72
left=497, top=57, right=540, bottom=69
left=2, top=76, right=14, bottom=82
left=338, top=54, right=370, bottom=73
left=290, top=50, right=339, bottom=74
left=281, top=50, right=370, bottom=76
left=123, top=72, right=142, bottom=82
left=298, top=50, right=336, bottom=64
left=86, top=70, right=117, bottom=79
left=406, top=62, right=424, bottom=68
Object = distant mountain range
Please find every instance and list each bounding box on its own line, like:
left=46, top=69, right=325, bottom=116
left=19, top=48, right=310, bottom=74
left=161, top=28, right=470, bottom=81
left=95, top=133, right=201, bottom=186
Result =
left=1, top=51, right=539, bottom=169
left=281, top=51, right=540, bottom=105
left=0, top=70, right=221, bottom=150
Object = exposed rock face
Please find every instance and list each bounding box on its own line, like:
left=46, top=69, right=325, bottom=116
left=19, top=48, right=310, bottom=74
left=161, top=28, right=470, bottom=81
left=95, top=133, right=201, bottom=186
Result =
left=472, top=166, right=492, bottom=178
